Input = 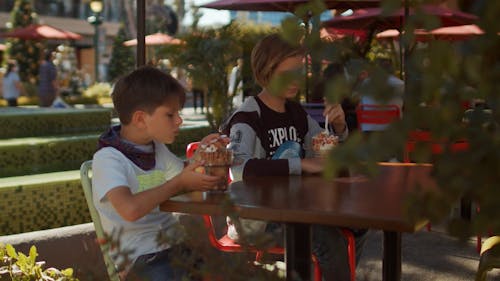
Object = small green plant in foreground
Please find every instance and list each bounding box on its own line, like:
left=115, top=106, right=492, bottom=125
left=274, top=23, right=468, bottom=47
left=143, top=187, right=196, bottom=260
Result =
left=0, top=243, right=78, bottom=281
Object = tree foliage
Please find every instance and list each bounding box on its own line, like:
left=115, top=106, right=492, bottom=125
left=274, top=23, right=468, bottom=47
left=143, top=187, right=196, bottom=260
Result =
left=314, top=0, right=499, bottom=241
left=108, top=25, right=135, bottom=83
left=162, top=23, right=272, bottom=130
left=7, top=0, right=42, bottom=83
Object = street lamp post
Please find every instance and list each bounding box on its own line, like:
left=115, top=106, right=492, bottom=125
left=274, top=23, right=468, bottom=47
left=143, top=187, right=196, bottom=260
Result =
left=87, top=0, right=103, bottom=82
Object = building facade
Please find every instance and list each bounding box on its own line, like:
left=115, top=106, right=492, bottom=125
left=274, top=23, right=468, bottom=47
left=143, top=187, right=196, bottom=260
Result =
left=0, top=0, right=121, bottom=82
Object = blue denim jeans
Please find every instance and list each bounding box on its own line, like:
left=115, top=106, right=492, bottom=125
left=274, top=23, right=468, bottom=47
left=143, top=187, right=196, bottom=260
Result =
left=266, top=223, right=368, bottom=281
left=125, top=246, right=188, bottom=281
left=313, top=225, right=368, bottom=281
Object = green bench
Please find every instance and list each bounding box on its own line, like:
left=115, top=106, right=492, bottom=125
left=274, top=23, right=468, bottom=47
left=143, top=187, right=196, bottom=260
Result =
left=0, top=170, right=90, bottom=235
left=0, top=133, right=100, bottom=177
left=0, top=107, right=111, bottom=139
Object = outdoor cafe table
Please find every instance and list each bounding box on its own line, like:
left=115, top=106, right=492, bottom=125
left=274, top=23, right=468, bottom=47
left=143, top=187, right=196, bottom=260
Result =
left=160, top=162, right=434, bottom=281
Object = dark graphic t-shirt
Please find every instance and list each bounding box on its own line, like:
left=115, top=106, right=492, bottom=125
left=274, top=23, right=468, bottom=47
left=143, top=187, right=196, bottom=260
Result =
left=255, top=97, right=304, bottom=158
left=222, top=96, right=309, bottom=178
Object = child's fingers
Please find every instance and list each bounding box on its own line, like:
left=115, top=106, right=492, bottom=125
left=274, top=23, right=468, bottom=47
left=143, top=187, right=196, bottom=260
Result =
left=195, top=174, right=223, bottom=190
left=185, top=160, right=203, bottom=171
left=200, top=133, right=220, bottom=145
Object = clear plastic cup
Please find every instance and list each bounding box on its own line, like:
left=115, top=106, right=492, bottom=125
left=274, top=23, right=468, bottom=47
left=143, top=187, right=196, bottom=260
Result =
left=204, top=164, right=230, bottom=191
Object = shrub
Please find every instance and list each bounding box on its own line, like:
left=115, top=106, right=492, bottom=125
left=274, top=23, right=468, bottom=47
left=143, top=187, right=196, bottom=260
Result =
left=83, top=83, right=112, bottom=99
left=0, top=243, right=79, bottom=281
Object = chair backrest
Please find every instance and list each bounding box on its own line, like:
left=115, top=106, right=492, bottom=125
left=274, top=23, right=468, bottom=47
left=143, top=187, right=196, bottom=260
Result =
left=80, top=160, right=121, bottom=281
left=186, top=141, right=200, bottom=159
left=302, top=103, right=326, bottom=127
left=404, top=131, right=469, bottom=162
left=356, top=104, right=401, bottom=125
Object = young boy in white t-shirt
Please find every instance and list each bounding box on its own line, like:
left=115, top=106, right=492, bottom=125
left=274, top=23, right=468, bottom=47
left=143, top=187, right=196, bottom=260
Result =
left=92, top=66, right=222, bottom=281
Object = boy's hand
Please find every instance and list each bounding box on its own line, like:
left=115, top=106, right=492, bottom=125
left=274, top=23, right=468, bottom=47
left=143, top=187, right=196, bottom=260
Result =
left=301, top=158, right=324, bottom=174
left=324, top=103, right=346, bottom=133
left=175, top=161, right=221, bottom=191
left=200, top=133, right=230, bottom=148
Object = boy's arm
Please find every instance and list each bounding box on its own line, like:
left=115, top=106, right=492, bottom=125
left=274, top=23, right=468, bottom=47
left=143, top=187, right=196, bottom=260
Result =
left=228, top=122, right=296, bottom=181
left=106, top=162, right=221, bottom=222
left=105, top=176, right=183, bottom=222
left=93, top=150, right=220, bottom=222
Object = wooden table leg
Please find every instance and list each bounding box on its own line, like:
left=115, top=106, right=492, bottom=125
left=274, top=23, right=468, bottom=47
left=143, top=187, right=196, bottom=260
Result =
left=285, top=223, right=312, bottom=281
left=383, top=231, right=401, bottom=281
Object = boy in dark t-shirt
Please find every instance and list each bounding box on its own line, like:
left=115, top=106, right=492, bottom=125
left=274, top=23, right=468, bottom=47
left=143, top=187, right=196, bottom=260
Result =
left=222, top=34, right=366, bottom=281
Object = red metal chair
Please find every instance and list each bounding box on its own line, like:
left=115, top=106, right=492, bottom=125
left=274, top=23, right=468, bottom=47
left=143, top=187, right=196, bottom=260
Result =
left=404, top=130, right=470, bottom=163
left=403, top=132, right=484, bottom=251
left=187, top=142, right=357, bottom=281
left=356, top=104, right=401, bottom=129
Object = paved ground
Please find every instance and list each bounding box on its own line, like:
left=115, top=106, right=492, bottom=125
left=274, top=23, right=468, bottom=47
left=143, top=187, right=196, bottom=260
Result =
left=357, top=224, right=499, bottom=281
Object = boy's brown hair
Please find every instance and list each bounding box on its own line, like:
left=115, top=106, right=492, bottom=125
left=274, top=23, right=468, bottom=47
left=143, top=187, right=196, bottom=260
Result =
left=251, top=33, right=305, bottom=88
left=112, top=66, right=186, bottom=124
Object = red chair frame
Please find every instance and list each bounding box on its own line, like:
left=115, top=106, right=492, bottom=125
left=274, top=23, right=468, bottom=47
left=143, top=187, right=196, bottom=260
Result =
left=356, top=104, right=401, bottom=127
left=403, top=132, right=483, bottom=251
left=404, top=130, right=470, bottom=163
left=186, top=142, right=357, bottom=281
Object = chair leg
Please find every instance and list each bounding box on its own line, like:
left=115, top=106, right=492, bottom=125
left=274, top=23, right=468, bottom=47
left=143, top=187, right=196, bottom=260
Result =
left=312, top=254, right=322, bottom=281
left=477, top=235, right=482, bottom=254
left=341, top=228, right=357, bottom=281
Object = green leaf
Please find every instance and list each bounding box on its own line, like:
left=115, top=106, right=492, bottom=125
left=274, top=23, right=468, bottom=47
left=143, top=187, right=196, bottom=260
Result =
left=61, top=268, right=74, bottom=277
left=28, top=245, right=38, bottom=266
left=5, top=244, right=17, bottom=259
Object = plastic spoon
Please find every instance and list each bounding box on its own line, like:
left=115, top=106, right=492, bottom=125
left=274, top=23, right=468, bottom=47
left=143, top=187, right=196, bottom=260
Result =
left=324, top=114, right=329, bottom=135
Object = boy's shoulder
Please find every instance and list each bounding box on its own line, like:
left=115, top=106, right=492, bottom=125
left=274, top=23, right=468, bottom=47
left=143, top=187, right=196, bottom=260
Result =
left=93, top=146, right=127, bottom=162
left=221, top=97, right=261, bottom=134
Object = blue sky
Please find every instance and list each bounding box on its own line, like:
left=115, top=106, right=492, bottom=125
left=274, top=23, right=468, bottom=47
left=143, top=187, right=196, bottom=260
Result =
left=182, top=0, right=231, bottom=27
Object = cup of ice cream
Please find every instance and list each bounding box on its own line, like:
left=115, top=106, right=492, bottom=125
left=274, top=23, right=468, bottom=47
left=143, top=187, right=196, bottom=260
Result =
left=193, top=140, right=233, bottom=191
left=312, top=131, right=339, bottom=157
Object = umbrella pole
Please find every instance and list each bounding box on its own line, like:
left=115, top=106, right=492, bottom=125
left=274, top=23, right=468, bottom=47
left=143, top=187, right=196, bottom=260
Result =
left=304, top=16, right=310, bottom=103
left=402, top=0, right=409, bottom=95
left=137, top=0, right=146, bottom=67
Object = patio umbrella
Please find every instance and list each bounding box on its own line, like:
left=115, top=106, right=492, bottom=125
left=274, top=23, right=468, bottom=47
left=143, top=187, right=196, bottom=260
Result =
left=321, top=27, right=367, bottom=41
left=200, top=0, right=381, bottom=12
left=322, top=5, right=477, bottom=83
left=376, top=24, right=484, bottom=42
left=123, top=32, right=183, bottom=46
left=321, top=5, right=478, bottom=31
left=0, top=24, right=82, bottom=40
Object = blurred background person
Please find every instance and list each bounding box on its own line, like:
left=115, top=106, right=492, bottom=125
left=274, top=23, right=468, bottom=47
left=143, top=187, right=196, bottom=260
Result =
left=228, top=58, right=244, bottom=108
left=2, top=61, right=23, bottom=107
left=38, top=50, right=58, bottom=107
left=356, top=58, right=404, bottom=132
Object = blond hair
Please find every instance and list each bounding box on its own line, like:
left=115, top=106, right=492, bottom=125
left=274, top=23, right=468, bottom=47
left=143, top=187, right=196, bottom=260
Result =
left=251, top=33, right=305, bottom=88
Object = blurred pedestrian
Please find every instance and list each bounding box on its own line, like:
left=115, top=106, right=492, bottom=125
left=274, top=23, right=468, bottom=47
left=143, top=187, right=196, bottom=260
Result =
left=38, top=51, right=58, bottom=107
left=228, top=58, right=244, bottom=108
left=2, top=61, right=23, bottom=107
left=357, top=58, right=404, bottom=132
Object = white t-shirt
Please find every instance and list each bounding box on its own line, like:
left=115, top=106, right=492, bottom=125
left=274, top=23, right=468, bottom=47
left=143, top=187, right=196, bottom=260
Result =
left=92, top=140, right=184, bottom=264
left=228, top=66, right=243, bottom=108
left=2, top=72, right=21, bottom=99
left=359, top=75, right=404, bottom=132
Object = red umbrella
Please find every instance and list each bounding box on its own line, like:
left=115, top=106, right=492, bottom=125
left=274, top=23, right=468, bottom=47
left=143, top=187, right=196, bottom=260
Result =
left=376, top=24, right=484, bottom=41
left=0, top=24, right=82, bottom=40
left=321, top=27, right=367, bottom=41
left=123, top=32, right=183, bottom=46
left=321, top=5, right=478, bottom=31
left=200, top=0, right=381, bottom=12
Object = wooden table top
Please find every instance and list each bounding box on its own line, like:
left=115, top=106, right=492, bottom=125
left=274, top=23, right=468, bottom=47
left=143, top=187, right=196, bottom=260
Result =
left=160, top=163, right=434, bottom=233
